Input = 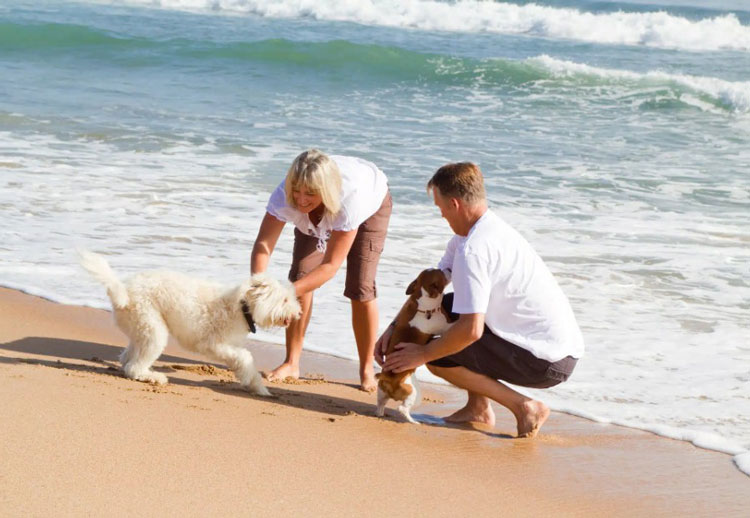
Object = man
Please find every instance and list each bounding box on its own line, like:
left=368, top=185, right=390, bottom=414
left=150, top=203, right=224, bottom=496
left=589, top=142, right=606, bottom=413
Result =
left=377, top=162, right=584, bottom=437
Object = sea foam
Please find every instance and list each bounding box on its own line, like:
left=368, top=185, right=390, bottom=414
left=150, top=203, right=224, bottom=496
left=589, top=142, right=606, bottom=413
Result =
left=95, top=0, right=750, bottom=52
left=529, top=54, right=750, bottom=113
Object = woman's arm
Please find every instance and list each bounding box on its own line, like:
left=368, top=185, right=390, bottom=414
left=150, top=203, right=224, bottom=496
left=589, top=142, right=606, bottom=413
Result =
left=251, top=212, right=286, bottom=275
left=292, top=228, right=357, bottom=296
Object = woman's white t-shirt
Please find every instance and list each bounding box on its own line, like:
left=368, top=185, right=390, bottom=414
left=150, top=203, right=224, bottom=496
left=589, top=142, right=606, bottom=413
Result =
left=438, top=209, right=585, bottom=363
left=266, top=155, right=388, bottom=250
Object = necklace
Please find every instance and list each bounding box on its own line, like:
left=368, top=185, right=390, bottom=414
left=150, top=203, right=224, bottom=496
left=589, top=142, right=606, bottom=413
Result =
left=309, top=205, right=324, bottom=227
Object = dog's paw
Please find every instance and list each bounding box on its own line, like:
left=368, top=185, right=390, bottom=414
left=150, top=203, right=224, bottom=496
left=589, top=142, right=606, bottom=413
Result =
left=397, top=406, right=419, bottom=425
left=127, top=370, right=168, bottom=385
left=146, top=372, right=168, bottom=385
left=248, top=383, right=273, bottom=397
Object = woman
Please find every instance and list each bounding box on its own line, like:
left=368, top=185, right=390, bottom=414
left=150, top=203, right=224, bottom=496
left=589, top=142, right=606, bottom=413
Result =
left=251, top=149, right=392, bottom=392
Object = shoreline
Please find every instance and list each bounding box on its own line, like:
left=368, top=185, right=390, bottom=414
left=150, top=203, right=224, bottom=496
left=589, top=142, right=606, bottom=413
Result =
left=1, top=286, right=748, bottom=515
left=7, top=281, right=750, bottom=469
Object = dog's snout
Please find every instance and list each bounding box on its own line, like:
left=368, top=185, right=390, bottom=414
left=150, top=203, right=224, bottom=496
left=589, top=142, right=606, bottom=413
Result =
left=425, top=282, right=441, bottom=297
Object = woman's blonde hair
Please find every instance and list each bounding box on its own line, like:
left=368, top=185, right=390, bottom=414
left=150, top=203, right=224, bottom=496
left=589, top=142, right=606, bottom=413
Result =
left=284, top=149, right=342, bottom=216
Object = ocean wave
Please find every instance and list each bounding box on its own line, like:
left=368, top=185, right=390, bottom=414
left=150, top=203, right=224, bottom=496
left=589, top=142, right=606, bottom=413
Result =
left=529, top=54, right=750, bottom=112
left=0, top=21, right=154, bottom=51
left=0, top=21, right=539, bottom=84
left=89, top=0, right=750, bottom=52
left=3, top=19, right=749, bottom=113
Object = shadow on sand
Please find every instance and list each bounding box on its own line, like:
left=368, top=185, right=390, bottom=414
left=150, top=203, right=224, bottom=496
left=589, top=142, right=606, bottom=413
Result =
left=0, top=336, right=513, bottom=439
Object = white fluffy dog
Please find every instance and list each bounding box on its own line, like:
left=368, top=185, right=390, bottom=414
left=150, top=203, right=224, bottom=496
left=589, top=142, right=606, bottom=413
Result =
left=78, top=250, right=301, bottom=396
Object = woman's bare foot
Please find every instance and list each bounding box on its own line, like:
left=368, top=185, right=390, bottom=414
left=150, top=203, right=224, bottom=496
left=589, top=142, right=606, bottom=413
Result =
left=444, top=402, right=496, bottom=427
left=264, top=362, right=299, bottom=383
left=360, top=367, right=377, bottom=393
left=515, top=400, right=550, bottom=438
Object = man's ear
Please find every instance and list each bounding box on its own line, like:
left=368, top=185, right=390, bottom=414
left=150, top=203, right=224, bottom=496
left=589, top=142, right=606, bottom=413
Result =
left=450, top=197, right=461, bottom=211
left=406, top=279, right=418, bottom=295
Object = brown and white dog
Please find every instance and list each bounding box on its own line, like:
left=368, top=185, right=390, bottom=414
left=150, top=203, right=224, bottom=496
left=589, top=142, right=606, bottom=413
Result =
left=376, top=268, right=454, bottom=423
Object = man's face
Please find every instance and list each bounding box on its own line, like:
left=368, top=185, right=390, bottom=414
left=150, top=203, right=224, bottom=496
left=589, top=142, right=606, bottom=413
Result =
left=432, top=187, right=459, bottom=234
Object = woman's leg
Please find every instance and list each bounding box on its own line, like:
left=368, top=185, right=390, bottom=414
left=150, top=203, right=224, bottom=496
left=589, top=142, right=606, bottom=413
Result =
left=267, top=228, right=321, bottom=382
left=351, top=298, right=378, bottom=392
left=266, top=290, right=313, bottom=381
left=346, top=192, right=391, bottom=392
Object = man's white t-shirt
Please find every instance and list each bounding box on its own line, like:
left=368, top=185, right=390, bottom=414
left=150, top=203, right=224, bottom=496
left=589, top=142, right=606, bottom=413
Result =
left=266, top=155, right=388, bottom=250
left=438, top=209, right=584, bottom=362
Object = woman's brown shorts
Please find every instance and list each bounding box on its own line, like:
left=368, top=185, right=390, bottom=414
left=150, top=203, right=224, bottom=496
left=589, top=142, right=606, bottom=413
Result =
left=288, top=191, right=392, bottom=302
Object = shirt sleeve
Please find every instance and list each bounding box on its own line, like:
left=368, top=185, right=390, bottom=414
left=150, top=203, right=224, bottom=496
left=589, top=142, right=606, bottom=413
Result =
left=438, top=235, right=461, bottom=282
left=451, top=250, right=491, bottom=315
left=266, top=181, right=289, bottom=222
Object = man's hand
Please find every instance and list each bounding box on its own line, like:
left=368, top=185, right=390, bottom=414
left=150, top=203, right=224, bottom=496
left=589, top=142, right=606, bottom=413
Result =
left=374, top=325, right=393, bottom=366
left=382, top=342, right=427, bottom=373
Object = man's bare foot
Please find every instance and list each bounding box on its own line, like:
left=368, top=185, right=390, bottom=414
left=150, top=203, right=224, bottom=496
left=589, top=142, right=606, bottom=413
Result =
left=444, top=403, right=496, bottom=427
left=516, top=400, right=550, bottom=438
left=264, top=362, right=299, bottom=383
left=360, top=369, right=377, bottom=393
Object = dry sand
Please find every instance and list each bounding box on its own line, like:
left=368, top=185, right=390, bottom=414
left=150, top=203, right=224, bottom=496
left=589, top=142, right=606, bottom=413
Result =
left=0, top=287, right=747, bottom=517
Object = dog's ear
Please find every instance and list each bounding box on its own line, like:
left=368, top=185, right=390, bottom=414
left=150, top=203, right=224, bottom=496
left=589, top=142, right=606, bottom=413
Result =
left=406, top=279, right=418, bottom=295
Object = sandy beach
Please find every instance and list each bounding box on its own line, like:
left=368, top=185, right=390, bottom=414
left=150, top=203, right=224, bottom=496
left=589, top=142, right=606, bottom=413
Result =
left=0, top=286, right=747, bottom=517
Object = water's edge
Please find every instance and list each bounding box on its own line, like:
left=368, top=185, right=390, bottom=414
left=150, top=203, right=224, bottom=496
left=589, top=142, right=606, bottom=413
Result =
left=3, top=281, right=747, bottom=477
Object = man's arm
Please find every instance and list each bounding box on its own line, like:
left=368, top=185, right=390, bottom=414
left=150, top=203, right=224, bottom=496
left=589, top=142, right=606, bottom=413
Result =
left=423, top=312, right=484, bottom=362
left=382, top=312, right=485, bottom=373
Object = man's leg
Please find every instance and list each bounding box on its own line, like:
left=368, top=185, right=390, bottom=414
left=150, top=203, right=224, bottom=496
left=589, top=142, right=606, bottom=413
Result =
left=351, top=298, right=378, bottom=392
left=266, top=290, right=313, bottom=382
left=427, top=363, right=550, bottom=438
left=444, top=391, right=496, bottom=428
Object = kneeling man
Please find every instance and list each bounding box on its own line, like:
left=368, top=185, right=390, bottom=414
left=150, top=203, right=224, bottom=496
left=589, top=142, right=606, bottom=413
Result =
left=377, top=162, right=584, bottom=437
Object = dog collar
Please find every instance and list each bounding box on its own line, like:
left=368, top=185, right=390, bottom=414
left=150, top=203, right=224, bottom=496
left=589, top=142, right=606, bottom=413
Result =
left=240, top=300, right=257, bottom=333
left=416, top=308, right=440, bottom=320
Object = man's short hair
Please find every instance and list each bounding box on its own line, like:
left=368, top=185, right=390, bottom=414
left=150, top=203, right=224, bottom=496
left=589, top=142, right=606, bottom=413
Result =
left=427, top=162, right=486, bottom=204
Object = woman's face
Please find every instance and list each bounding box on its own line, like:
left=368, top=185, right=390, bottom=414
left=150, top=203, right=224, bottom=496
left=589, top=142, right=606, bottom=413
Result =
left=292, top=185, right=323, bottom=214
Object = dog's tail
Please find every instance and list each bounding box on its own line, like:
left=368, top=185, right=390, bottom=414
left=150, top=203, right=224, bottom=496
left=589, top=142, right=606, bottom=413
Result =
left=77, top=249, right=129, bottom=309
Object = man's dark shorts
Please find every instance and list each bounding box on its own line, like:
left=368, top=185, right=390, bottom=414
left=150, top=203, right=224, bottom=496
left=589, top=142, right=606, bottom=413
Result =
left=427, top=293, right=578, bottom=389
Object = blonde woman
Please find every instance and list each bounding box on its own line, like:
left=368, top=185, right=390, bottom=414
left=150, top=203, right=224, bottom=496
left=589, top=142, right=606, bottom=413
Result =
left=251, top=149, right=392, bottom=392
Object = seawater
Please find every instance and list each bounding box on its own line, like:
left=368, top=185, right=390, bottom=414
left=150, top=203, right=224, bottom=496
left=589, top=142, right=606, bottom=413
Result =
left=1, top=0, right=748, bottom=475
